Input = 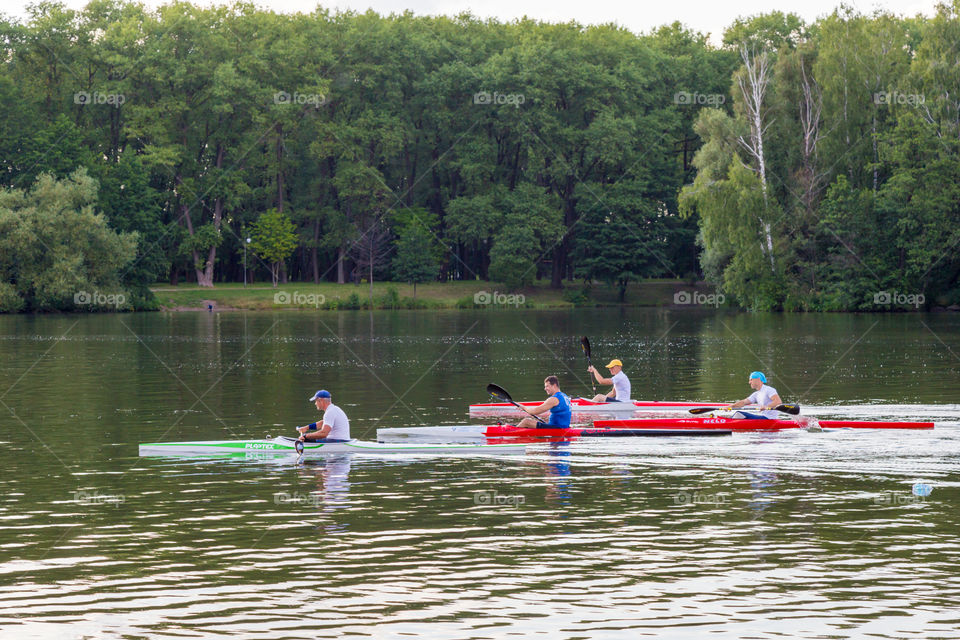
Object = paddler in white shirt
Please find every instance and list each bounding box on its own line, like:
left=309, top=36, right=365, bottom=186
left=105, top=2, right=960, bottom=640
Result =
left=587, top=359, right=631, bottom=403
left=298, top=390, right=351, bottom=442
left=729, top=371, right=783, bottom=419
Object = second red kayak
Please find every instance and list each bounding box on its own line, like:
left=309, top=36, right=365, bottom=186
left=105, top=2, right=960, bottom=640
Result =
left=593, top=417, right=935, bottom=430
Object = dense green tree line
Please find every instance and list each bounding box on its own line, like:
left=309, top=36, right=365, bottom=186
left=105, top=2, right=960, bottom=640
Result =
left=1, top=1, right=957, bottom=311
left=681, top=4, right=960, bottom=310
left=0, top=1, right=733, bottom=310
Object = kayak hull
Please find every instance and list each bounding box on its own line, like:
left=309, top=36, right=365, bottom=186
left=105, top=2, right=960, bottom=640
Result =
left=469, top=399, right=726, bottom=416
left=377, top=425, right=732, bottom=438
left=139, top=436, right=527, bottom=456
left=593, top=417, right=935, bottom=430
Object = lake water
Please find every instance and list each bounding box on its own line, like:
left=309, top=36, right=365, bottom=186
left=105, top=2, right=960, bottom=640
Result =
left=1, top=309, right=958, bottom=639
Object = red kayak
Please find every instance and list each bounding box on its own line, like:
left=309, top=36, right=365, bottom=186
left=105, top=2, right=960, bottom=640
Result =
left=376, top=424, right=732, bottom=438
left=593, top=417, right=935, bottom=430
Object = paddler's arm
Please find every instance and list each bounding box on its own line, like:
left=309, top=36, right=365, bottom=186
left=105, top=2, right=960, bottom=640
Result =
left=588, top=365, right=613, bottom=385
left=760, top=393, right=783, bottom=411
left=528, top=395, right=559, bottom=417
left=298, top=422, right=332, bottom=440
left=729, top=398, right=752, bottom=409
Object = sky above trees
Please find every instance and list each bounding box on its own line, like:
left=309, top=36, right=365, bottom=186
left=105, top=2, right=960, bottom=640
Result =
left=1, top=0, right=943, bottom=44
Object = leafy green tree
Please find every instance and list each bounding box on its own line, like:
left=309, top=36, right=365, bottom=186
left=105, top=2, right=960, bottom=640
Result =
left=0, top=169, right=137, bottom=311
left=392, top=222, right=440, bottom=299
left=249, top=209, right=298, bottom=287
left=573, top=183, right=671, bottom=301
left=488, top=226, right=539, bottom=291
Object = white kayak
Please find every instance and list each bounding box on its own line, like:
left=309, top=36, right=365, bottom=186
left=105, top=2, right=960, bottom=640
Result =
left=139, top=436, right=527, bottom=457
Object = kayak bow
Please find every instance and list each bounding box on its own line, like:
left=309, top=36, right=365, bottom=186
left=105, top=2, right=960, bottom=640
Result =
left=139, top=436, right=527, bottom=457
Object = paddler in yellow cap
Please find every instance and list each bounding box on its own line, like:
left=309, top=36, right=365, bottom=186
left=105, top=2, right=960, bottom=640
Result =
left=588, top=359, right=631, bottom=403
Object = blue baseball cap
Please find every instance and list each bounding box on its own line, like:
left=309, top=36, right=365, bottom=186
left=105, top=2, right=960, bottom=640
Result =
left=308, top=389, right=332, bottom=401
left=749, top=371, right=767, bottom=383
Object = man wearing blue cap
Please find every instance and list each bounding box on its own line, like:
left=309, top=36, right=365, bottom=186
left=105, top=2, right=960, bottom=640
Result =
left=729, top=372, right=783, bottom=419
left=298, top=390, right=351, bottom=442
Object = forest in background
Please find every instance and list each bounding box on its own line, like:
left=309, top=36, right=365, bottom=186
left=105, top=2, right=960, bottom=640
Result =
left=1, top=1, right=958, bottom=311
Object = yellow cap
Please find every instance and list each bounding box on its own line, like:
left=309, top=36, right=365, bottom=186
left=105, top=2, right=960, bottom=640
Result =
left=605, top=359, right=623, bottom=368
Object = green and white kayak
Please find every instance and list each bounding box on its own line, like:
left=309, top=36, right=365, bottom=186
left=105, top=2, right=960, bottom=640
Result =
left=139, top=436, right=527, bottom=457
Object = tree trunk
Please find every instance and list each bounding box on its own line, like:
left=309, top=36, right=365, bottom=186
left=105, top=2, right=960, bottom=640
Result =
left=736, top=44, right=775, bottom=272
left=276, top=123, right=284, bottom=211
left=312, top=219, right=320, bottom=283
left=368, top=254, right=374, bottom=304
left=337, top=246, right=345, bottom=284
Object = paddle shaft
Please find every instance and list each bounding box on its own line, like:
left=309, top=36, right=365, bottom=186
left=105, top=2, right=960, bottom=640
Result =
left=581, top=337, right=596, bottom=395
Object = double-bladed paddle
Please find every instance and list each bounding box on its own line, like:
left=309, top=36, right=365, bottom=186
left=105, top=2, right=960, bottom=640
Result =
left=689, top=403, right=801, bottom=415
left=580, top=336, right=597, bottom=395
left=487, top=383, right=547, bottom=425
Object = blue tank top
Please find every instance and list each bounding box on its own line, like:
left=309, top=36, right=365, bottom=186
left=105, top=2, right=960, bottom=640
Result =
left=547, top=391, right=571, bottom=427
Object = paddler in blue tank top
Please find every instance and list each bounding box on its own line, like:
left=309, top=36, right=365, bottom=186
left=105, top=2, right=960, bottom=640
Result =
left=515, top=376, right=572, bottom=429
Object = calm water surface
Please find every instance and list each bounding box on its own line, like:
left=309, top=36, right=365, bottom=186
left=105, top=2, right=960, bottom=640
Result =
left=1, top=310, right=958, bottom=639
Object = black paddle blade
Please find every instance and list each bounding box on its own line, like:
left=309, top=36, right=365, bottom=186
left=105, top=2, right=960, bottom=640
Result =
left=295, top=440, right=304, bottom=455
left=775, top=403, right=800, bottom=415
left=689, top=406, right=728, bottom=414
left=487, top=383, right=512, bottom=403
left=580, top=336, right=591, bottom=358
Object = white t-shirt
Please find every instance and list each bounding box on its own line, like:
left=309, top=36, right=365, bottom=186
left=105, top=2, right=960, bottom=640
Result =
left=611, top=371, right=631, bottom=401
left=747, top=385, right=780, bottom=418
left=322, top=403, right=351, bottom=440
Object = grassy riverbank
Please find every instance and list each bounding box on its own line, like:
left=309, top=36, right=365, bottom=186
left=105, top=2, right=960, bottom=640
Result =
left=150, top=280, right=722, bottom=311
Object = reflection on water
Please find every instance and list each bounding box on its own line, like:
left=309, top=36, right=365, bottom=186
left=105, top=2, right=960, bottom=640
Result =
left=1, top=311, right=959, bottom=638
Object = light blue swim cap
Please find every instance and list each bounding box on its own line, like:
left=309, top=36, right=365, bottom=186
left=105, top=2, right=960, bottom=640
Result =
left=749, top=371, right=767, bottom=383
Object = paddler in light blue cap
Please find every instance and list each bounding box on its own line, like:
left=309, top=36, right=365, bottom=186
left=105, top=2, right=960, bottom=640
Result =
left=729, top=372, right=783, bottom=419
